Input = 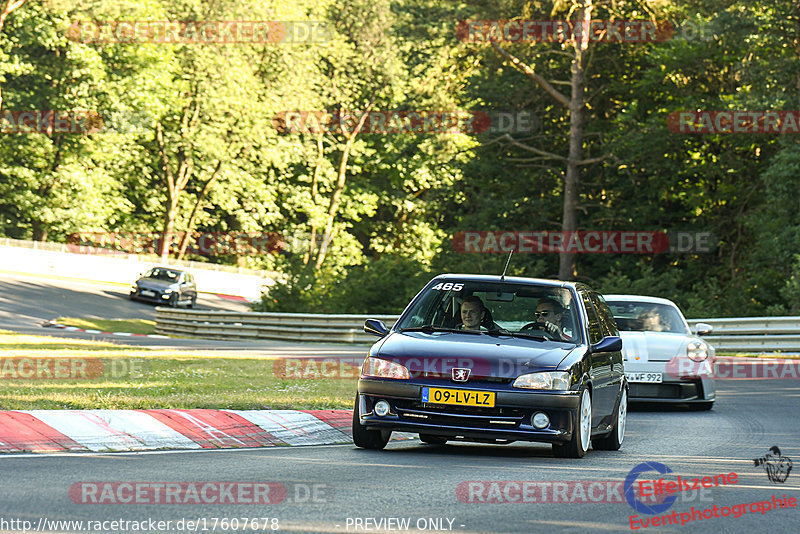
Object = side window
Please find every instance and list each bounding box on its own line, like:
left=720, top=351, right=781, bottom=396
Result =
left=580, top=291, right=604, bottom=344
left=591, top=293, right=619, bottom=337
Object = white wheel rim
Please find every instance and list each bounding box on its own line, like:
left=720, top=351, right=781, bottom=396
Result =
left=579, top=390, right=591, bottom=452
left=617, top=389, right=627, bottom=444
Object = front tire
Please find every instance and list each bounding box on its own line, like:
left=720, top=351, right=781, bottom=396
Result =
left=594, top=387, right=626, bottom=450
left=352, top=395, right=390, bottom=450
left=690, top=401, right=714, bottom=411
left=553, top=388, right=591, bottom=458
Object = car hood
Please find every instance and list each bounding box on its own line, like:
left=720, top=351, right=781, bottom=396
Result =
left=373, top=331, right=577, bottom=379
left=619, top=331, right=689, bottom=362
left=136, top=279, right=177, bottom=290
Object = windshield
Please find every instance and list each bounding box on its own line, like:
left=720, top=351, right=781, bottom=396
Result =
left=396, top=279, right=581, bottom=344
left=605, top=300, right=689, bottom=334
left=144, top=268, right=181, bottom=282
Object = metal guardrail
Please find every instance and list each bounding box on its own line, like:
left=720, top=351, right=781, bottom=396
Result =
left=154, top=309, right=800, bottom=350
left=687, top=317, right=800, bottom=352
left=155, top=308, right=399, bottom=344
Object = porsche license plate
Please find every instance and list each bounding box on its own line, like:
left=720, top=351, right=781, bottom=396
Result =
left=141, top=290, right=155, bottom=297
left=625, top=372, right=663, bottom=383
left=422, top=387, right=495, bottom=407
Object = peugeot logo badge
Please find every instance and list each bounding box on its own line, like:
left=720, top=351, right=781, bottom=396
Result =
left=452, top=367, right=471, bottom=382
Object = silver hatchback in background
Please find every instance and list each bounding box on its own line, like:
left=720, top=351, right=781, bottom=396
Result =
left=129, top=267, right=197, bottom=308
left=604, top=295, right=715, bottom=410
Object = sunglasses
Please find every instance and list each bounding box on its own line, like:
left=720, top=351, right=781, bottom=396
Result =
left=534, top=310, right=555, bottom=318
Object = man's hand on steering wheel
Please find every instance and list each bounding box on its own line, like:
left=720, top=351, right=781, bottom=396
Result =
left=521, top=321, right=564, bottom=340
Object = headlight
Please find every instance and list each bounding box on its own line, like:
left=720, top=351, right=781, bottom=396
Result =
left=361, top=357, right=409, bottom=380
left=687, top=341, right=708, bottom=362
left=129, top=284, right=138, bottom=291
left=164, top=287, right=174, bottom=294
left=513, top=371, right=571, bottom=390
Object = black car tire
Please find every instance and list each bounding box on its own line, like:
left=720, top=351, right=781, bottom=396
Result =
left=419, top=434, right=448, bottom=445
left=352, top=395, right=390, bottom=450
left=553, top=388, right=591, bottom=458
left=593, top=388, right=627, bottom=451
left=690, top=401, right=714, bottom=411
left=167, top=293, right=178, bottom=308
left=188, top=295, right=196, bottom=309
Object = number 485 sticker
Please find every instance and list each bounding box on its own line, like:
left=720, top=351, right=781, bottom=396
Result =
left=431, top=282, right=464, bottom=291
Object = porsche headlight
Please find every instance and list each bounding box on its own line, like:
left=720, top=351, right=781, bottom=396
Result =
left=513, top=371, right=571, bottom=390
left=164, top=287, right=175, bottom=294
left=361, top=357, right=409, bottom=380
left=687, top=341, right=708, bottom=362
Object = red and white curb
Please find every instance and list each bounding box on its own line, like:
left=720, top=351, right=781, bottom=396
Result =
left=0, top=409, right=357, bottom=453
left=42, top=321, right=169, bottom=339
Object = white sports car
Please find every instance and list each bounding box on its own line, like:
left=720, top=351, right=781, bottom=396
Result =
left=604, top=295, right=715, bottom=410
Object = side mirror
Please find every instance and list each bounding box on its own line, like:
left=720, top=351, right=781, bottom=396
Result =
left=364, top=319, right=390, bottom=337
left=694, top=322, right=713, bottom=336
left=591, top=336, right=622, bottom=353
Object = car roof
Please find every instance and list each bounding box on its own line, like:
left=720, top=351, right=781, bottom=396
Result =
left=433, top=273, right=578, bottom=289
left=604, top=294, right=679, bottom=307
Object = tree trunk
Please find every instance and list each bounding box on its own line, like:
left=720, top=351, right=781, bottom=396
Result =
left=177, top=161, right=222, bottom=260
left=304, top=132, right=325, bottom=265
left=314, top=136, right=354, bottom=269
left=559, top=2, right=592, bottom=281
left=313, top=103, right=375, bottom=269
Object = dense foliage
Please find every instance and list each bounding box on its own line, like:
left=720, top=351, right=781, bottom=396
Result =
left=1, top=0, right=798, bottom=317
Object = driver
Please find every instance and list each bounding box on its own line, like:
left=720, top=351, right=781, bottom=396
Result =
left=460, top=296, right=487, bottom=330
left=534, top=297, right=568, bottom=340
left=639, top=308, right=665, bottom=332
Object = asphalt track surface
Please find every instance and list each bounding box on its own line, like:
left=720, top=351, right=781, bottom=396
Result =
left=0, top=381, right=797, bottom=533
left=2, top=272, right=799, bottom=533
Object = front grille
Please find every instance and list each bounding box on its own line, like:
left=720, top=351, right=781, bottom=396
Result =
left=630, top=382, right=699, bottom=399
left=407, top=373, right=512, bottom=384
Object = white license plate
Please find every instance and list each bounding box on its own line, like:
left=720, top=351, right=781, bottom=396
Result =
left=141, top=290, right=155, bottom=297
left=626, top=372, right=662, bottom=383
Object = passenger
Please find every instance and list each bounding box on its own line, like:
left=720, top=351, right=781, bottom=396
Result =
left=460, top=295, right=488, bottom=330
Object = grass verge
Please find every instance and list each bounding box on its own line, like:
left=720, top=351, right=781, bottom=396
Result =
left=0, top=330, right=355, bottom=410
left=55, top=317, right=157, bottom=335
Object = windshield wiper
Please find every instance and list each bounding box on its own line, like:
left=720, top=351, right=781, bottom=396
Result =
left=485, top=327, right=511, bottom=337
left=507, top=332, right=549, bottom=341
left=399, top=325, right=482, bottom=335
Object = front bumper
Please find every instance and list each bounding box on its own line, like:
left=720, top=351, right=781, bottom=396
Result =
left=357, top=378, right=582, bottom=444
left=130, top=288, right=175, bottom=304
left=625, top=361, right=715, bottom=403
